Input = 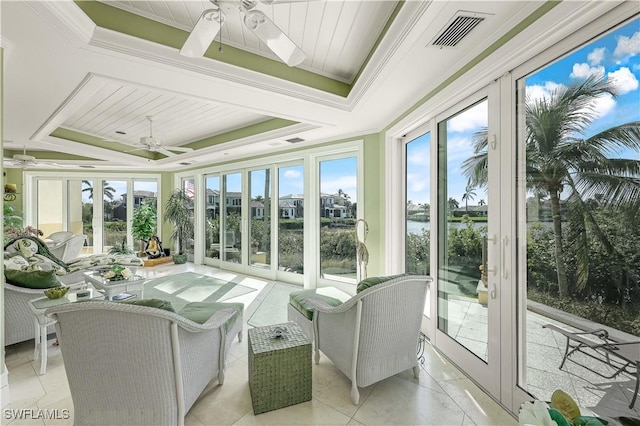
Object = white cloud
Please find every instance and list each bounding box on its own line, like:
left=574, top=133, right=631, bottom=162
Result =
left=590, top=92, right=616, bottom=119
left=608, top=67, right=639, bottom=95
left=448, top=101, right=487, bottom=133
left=407, top=171, right=430, bottom=197
left=614, top=31, right=640, bottom=58
left=570, top=63, right=605, bottom=79
left=283, top=169, right=301, bottom=179
left=407, top=145, right=429, bottom=166
left=320, top=175, right=357, bottom=199
left=526, top=81, right=565, bottom=103
left=587, top=47, right=606, bottom=65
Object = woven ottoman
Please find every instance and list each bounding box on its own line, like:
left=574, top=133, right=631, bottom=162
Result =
left=248, top=322, right=312, bottom=414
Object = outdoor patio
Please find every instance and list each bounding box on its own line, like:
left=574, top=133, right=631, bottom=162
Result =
left=444, top=296, right=639, bottom=418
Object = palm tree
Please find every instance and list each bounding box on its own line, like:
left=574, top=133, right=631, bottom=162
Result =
left=462, top=184, right=477, bottom=212
left=82, top=181, right=116, bottom=201
left=447, top=197, right=459, bottom=211
left=478, top=199, right=486, bottom=206
left=463, top=75, right=640, bottom=297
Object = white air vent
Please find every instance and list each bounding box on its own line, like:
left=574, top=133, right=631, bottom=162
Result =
left=430, top=11, right=491, bottom=48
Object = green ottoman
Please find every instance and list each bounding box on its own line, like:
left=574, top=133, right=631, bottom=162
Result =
left=248, top=322, right=312, bottom=414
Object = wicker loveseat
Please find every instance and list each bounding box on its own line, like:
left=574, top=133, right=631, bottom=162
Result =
left=3, top=236, right=144, bottom=346
left=288, top=275, right=431, bottom=405
left=46, top=301, right=242, bottom=426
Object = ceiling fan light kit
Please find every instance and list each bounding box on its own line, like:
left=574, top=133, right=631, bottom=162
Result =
left=180, top=0, right=307, bottom=67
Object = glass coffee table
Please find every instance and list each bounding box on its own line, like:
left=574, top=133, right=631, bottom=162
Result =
left=84, top=270, right=147, bottom=301
left=29, top=289, right=103, bottom=375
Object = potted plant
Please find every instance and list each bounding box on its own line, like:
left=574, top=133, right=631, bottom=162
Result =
left=131, top=199, right=157, bottom=256
left=164, top=188, right=194, bottom=264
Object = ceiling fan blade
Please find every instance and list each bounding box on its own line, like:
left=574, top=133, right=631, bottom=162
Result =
left=180, top=9, right=224, bottom=57
left=243, top=10, right=306, bottom=67
left=158, top=148, right=177, bottom=157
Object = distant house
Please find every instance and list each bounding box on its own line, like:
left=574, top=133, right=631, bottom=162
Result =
left=320, top=192, right=351, bottom=218
left=279, top=194, right=304, bottom=219
left=113, top=190, right=157, bottom=221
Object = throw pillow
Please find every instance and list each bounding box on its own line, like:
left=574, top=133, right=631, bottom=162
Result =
left=15, top=238, right=39, bottom=259
left=5, top=269, right=62, bottom=289
left=178, top=302, right=243, bottom=328
left=120, top=298, right=176, bottom=312
left=4, top=254, right=30, bottom=271
left=356, top=274, right=406, bottom=293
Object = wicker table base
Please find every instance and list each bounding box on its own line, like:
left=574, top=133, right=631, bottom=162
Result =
left=248, top=321, right=312, bottom=414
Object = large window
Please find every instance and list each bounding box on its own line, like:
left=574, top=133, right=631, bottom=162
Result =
left=319, top=156, right=358, bottom=282
left=278, top=164, right=304, bottom=274
left=30, top=174, right=160, bottom=256
left=518, top=18, right=640, bottom=415
left=204, top=175, right=220, bottom=260
left=249, top=169, right=271, bottom=269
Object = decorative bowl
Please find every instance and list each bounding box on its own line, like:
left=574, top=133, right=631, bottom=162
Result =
left=44, top=286, right=69, bottom=300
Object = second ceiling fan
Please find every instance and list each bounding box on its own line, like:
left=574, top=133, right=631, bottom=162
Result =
left=180, top=0, right=311, bottom=67
left=129, top=116, right=194, bottom=157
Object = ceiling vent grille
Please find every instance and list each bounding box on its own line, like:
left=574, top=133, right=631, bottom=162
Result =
left=430, top=12, right=489, bottom=48
left=285, top=137, right=305, bottom=144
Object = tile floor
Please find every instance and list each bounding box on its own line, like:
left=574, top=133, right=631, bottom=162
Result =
left=3, top=263, right=518, bottom=426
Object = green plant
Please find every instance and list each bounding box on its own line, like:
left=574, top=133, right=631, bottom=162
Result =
left=108, top=239, right=134, bottom=255
left=164, top=188, right=194, bottom=256
left=131, top=199, right=157, bottom=253
left=3, top=204, right=24, bottom=245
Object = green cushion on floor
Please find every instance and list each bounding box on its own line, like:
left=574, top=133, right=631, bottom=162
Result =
left=178, top=301, right=243, bottom=329
left=289, top=289, right=348, bottom=320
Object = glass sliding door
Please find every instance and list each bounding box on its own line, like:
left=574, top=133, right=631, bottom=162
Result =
left=434, top=85, right=501, bottom=397
left=204, top=174, right=221, bottom=260
left=516, top=18, right=640, bottom=417
left=132, top=180, right=158, bottom=255
left=278, top=164, right=304, bottom=275
left=37, top=179, right=63, bottom=237
left=182, top=178, right=196, bottom=261
left=437, top=99, right=490, bottom=361
left=80, top=180, right=95, bottom=253
left=249, top=168, right=272, bottom=269
left=406, top=131, right=431, bottom=318
left=319, top=156, right=358, bottom=283
left=102, top=180, right=126, bottom=253
left=222, top=173, right=242, bottom=264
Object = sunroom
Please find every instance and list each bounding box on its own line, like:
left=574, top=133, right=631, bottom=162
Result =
left=1, top=0, right=639, bottom=424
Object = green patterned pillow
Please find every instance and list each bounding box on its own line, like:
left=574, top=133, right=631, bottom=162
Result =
left=15, top=238, right=39, bottom=259
left=5, top=269, right=62, bottom=289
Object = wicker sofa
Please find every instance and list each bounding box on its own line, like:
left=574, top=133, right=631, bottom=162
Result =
left=288, top=275, right=431, bottom=405
left=3, top=236, right=144, bottom=346
left=46, top=301, right=243, bottom=426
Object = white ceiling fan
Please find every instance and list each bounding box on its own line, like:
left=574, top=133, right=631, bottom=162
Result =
left=8, top=146, right=58, bottom=168
left=180, top=0, right=312, bottom=67
left=128, top=116, right=194, bottom=157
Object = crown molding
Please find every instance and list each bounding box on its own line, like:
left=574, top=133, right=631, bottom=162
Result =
left=24, top=0, right=95, bottom=48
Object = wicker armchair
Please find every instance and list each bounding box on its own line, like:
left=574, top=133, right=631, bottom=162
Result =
left=46, top=301, right=243, bottom=426
left=306, top=275, right=431, bottom=405
left=4, top=282, right=87, bottom=346
left=48, top=234, right=86, bottom=262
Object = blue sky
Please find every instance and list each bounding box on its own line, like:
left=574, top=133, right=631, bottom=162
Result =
left=406, top=17, right=640, bottom=207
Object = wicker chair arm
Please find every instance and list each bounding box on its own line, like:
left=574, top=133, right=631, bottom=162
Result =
left=46, top=301, right=237, bottom=333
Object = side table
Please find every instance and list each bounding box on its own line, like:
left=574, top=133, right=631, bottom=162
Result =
left=29, top=289, right=103, bottom=375
left=248, top=321, right=312, bottom=414
left=83, top=271, right=146, bottom=300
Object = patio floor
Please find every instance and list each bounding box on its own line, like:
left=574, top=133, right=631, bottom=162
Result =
left=443, top=295, right=639, bottom=418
